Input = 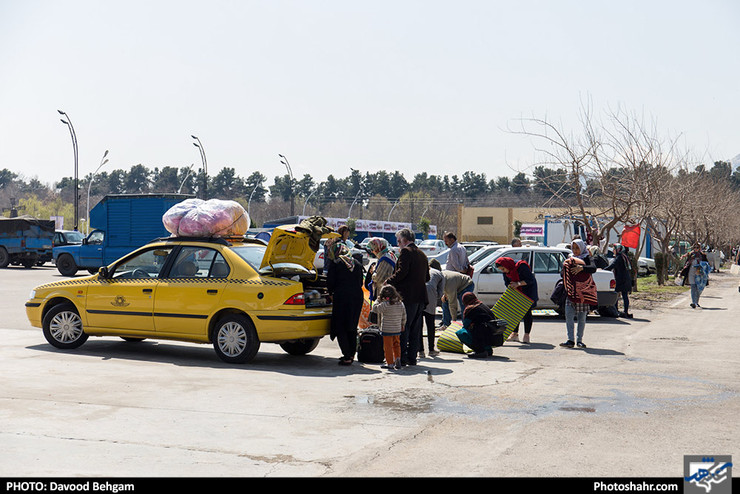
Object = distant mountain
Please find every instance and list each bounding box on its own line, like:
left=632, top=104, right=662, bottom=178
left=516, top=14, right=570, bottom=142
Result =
left=732, top=154, right=740, bottom=171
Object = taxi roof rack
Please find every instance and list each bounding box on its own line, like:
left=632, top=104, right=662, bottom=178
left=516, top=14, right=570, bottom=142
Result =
left=150, top=235, right=267, bottom=246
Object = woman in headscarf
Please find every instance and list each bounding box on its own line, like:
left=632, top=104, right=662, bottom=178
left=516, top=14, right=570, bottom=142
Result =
left=367, top=237, right=397, bottom=301
left=606, top=244, right=633, bottom=318
left=494, top=256, right=538, bottom=343
left=326, top=239, right=365, bottom=365
left=560, top=239, right=598, bottom=348
left=684, top=243, right=711, bottom=308
left=460, top=292, right=497, bottom=359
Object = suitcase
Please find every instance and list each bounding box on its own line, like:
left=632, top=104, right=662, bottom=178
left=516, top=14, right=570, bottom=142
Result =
left=357, top=327, right=384, bottom=363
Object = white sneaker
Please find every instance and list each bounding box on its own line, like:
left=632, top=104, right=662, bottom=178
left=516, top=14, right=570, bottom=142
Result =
left=522, top=334, right=530, bottom=344
left=509, top=333, right=519, bottom=341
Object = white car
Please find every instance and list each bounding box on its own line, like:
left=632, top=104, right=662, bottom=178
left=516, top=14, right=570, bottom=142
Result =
left=461, top=241, right=498, bottom=257
left=638, top=257, right=655, bottom=276
left=471, top=246, right=618, bottom=316
left=314, top=238, right=368, bottom=273
left=418, top=239, right=447, bottom=256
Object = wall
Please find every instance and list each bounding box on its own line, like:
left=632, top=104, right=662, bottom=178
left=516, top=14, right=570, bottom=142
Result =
left=458, top=206, right=568, bottom=243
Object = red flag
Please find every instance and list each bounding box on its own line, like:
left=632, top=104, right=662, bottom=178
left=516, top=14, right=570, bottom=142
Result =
left=621, top=225, right=640, bottom=249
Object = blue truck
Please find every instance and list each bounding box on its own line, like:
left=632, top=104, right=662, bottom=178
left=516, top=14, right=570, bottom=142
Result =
left=53, top=193, right=193, bottom=276
left=0, top=216, right=55, bottom=269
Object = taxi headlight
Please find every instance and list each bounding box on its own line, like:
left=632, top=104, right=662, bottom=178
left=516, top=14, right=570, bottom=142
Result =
left=29, top=289, right=36, bottom=299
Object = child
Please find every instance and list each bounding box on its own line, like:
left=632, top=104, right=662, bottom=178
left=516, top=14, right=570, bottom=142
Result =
left=370, top=285, right=406, bottom=370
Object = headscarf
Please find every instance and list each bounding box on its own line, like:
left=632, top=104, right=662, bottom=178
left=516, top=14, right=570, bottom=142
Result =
left=494, top=257, right=521, bottom=282
left=461, top=291, right=482, bottom=318
left=571, top=239, right=589, bottom=259
left=613, top=243, right=631, bottom=270
left=368, top=237, right=396, bottom=262
left=327, top=239, right=355, bottom=271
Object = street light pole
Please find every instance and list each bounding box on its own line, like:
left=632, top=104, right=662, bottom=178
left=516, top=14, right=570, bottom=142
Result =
left=191, top=135, right=207, bottom=200
left=58, top=110, right=79, bottom=230
left=278, top=154, right=295, bottom=217
left=86, top=150, right=109, bottom=235
left=302, top=188, right=317, bottom=216
left=178, top=164, right=195, bottom=193
left=247, top=177, right=264, bottom=221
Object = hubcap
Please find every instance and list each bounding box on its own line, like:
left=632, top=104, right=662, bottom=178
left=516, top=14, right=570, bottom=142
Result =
left=50, top=311, right=83, bottom=343
left=217, top=321, right=247, bottom=357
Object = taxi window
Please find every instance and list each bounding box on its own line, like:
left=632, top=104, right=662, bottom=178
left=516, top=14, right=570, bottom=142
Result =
left=169, top=247, right=229, bottom=279
left=112, top=247, right=174, bottom=279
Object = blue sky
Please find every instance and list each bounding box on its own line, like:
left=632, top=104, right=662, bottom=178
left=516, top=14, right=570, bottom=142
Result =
left=1, top=0, right=738, bottom=187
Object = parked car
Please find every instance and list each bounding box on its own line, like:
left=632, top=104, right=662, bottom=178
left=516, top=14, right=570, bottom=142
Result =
left=418, top=239, right=447, bottom=256
left=26, top=225, right=338, bottom=364
left=428, top=248, right=450, bottom=265
left=314, top=237, right=368, bottom=273
left=470, top=246, right=618, bottom=316
left=638, top=257, right=655, bottom=276
left=461, top=241, right=498, bottom=257
left=53, top=230, right=85, bottom=247
left=467, top=244, right=507, bottom=265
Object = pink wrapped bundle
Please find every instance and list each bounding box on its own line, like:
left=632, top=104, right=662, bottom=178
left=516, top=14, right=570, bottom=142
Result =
left=164, top=199, right=249, bottom=237
left=162, top=199, right=205, bottom=236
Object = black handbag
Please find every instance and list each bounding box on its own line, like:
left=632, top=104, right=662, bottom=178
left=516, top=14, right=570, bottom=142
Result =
left=550, top=278, right=565, bottom=306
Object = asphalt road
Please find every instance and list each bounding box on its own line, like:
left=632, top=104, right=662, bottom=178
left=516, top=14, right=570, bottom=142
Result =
left=1, top=264, right=738, bottom=478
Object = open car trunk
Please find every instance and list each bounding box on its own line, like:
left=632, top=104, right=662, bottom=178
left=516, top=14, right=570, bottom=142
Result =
left=259, top=223, right=339, bottom=307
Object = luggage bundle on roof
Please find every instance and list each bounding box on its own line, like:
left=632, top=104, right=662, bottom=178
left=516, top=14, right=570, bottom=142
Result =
left=163, top=199, right=249, bottom=237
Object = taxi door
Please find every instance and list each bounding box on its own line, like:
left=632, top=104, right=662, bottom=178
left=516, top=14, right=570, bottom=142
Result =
left=85, top=246, right=173, bottom=333
left=153, top=246, right=229, bottom=338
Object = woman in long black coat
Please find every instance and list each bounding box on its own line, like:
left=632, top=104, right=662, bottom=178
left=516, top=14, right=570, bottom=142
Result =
left=606, top=244, right=633, bottom=318
left=326, top=241, right=364, bottom=365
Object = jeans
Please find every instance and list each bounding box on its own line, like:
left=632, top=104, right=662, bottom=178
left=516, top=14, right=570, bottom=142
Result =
left=690, top=284, right=701, bottom=306
left=441, top=282, right=475, bottom=326
left=565, top=301, right=587, bottom=343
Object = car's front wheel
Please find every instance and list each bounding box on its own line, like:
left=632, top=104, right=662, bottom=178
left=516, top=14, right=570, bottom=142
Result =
left=56, top=254, right=78, bottom=277
left=42, top=302, right=88, bottom=349
left=212, top=314, right=260, bottom=363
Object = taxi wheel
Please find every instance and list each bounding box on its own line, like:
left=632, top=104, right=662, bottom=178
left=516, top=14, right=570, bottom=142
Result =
left=280, top=338, right=320, bottom=356
left=212, top=314, right=260, bottom=364
left=42, top=303, right=88, bottom=349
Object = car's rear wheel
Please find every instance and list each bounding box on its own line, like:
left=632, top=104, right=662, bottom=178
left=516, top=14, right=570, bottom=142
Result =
left=57, top=254, right=78, bottom=277
left=280, top=337, right=320, bottom=356
left=0, top=247, right=9, bottom=268
left=42, top=302, right=88, bottom=349
left=212, top=314, right=260, bottom=363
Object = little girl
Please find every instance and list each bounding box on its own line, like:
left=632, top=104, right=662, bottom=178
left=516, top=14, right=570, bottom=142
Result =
left=371, top=285, right=406, bottom=370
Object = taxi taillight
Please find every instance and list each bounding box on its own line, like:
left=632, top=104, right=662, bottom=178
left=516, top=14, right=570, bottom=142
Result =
left=284, top=293, right=306, bottom=305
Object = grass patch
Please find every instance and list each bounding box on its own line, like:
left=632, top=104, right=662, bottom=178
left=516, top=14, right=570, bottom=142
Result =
left=630, top=274, right=689, bottom=310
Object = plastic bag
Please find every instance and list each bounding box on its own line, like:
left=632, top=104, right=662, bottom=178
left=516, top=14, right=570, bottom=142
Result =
left=163, top=199, right=249, bottom=237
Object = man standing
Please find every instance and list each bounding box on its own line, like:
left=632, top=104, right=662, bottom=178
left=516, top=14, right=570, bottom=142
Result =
left=443, top=232, right=470, bottom=275
left=386, top=228, right=430, bottom=365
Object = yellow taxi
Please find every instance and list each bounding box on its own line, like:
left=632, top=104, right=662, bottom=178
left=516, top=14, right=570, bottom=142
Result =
left=25, top=225, right=338, bottom=363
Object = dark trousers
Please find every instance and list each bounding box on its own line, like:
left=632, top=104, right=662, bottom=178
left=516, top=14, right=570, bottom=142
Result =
left=336, top=329, right=357, bottom=360
left=615, top=290, right=630, bottom=313
left=422, top=312, right=436, bottom=351
left=400, top=302, right=425, bottom=364
left=519, top=308, right=533, bottom=334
